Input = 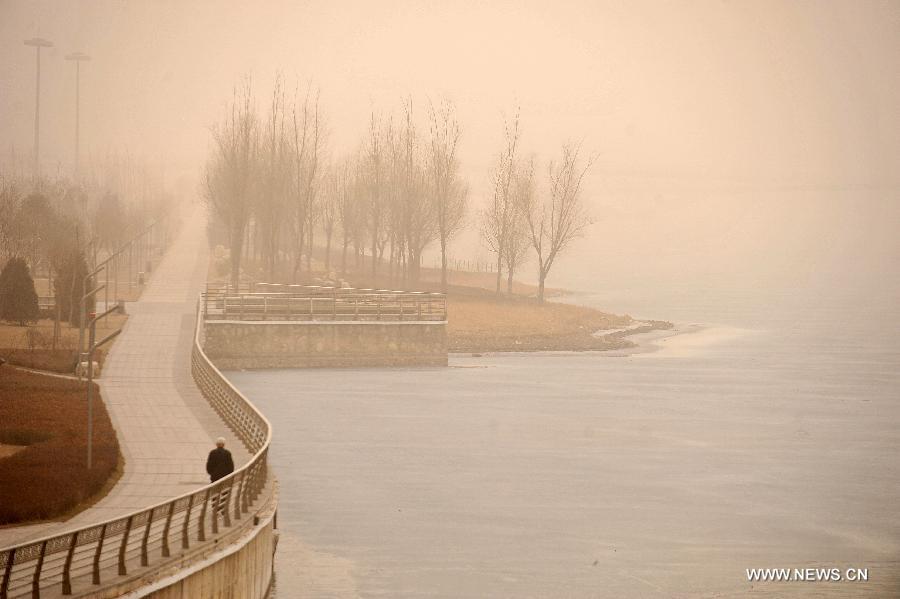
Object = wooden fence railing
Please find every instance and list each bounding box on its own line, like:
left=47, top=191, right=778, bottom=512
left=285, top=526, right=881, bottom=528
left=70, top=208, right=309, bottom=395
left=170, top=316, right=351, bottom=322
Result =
left=202, top=286, right=447, bottom=323
left=0, top=300, right=273, bottom=599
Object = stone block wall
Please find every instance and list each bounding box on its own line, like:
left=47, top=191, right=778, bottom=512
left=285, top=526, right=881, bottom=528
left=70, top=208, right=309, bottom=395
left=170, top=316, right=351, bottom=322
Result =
left=203, top=320, right=448, bottom=369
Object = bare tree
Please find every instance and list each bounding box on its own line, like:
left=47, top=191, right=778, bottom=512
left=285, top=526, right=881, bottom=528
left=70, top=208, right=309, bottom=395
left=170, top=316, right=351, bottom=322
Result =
left=204, top=81, right=259, bottom=290
left=504, top=160, right=533, bottom=294
left=365, top=112, right=386, bottom=279
left=402, top=162, right=433, bottom=283
left=306, top=114, right=329, bottom=275
left=306, top=179, right=319, bottom=273
left=384, top=116, right=405, bottom=283
left=290, top=84, right=322, bottom=280
left=337, top=152, right=365, bottom=276
left=257, top=75, right=290, bottom=280
left=0, top=179, right=22, bottom=262
left=428, top=99, right=467, bottom=292
left=480, top=110, right=520, bottom=295
left=321, top=157, right=347, bottom=274
left=94, top=192, right=126, bottom=256
left=519, top=142, right=594, bottom=302
left=350, top=154, right=369, bottom=271
left=398, top=100, right=436, bottom=283
left=200, top=83, right=480, bottom=291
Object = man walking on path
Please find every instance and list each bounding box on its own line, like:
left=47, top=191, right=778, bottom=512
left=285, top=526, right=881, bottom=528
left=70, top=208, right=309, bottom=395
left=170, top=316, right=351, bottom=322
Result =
left=206, top=437, right=235, bottom=482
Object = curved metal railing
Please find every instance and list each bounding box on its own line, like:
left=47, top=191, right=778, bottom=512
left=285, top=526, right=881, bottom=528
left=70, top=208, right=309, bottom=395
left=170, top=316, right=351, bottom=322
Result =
left=0, top=300, right=273, bottom=599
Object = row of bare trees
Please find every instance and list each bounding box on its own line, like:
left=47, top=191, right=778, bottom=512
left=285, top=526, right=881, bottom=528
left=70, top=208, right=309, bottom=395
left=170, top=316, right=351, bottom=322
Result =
left=0, top=163, right=172, bottom=284
left=204, top=79, right=468, bottom=293
left=204, top=79, right=593, bottom=302
left=481, top=111, right=594, bottom=302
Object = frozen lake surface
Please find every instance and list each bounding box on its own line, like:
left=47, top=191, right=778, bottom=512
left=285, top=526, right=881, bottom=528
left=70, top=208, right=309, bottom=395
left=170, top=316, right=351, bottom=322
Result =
left=226, top=286, right=900, bottom=597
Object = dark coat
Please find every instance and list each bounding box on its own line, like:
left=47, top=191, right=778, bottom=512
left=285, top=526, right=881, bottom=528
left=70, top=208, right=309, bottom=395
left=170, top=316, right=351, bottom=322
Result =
left=206, top=447, right=235, bottom=482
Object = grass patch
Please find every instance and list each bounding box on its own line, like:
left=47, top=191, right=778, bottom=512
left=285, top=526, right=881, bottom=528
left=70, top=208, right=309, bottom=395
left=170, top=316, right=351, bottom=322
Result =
left=0, top=348, right=77, bottom=373
left=0, top=316, right=122, bottom=373
left=0, top=348, right=108, bottom=374
left=343, top=271, right=656, bottom=352
left=0, top=368, right=121, bottom=524
left=447, top=294, right=645, bottom=352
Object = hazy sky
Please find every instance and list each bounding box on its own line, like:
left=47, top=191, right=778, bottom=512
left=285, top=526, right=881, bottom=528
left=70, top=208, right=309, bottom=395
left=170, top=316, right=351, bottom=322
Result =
left=2, top=0, right=898, bottom=293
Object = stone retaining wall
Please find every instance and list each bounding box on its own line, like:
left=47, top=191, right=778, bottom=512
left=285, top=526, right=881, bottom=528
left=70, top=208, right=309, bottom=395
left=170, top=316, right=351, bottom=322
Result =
left=203, top=320, right=448, bottom=369
left=136, top=512, right=276, bottom=599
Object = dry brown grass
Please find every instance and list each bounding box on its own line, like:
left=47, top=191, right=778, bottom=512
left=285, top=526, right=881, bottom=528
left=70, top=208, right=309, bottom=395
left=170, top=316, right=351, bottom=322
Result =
left=0, top=315, right=128, bottom=348
left=0, top=368, right=121, bottom=524
left=0, top=349, right=84, bottom=372
left=0, top=315, right=126, bottom=373
left=447, top=294, right=645, bottom=352
left=345, top=269, right=657, bottom=352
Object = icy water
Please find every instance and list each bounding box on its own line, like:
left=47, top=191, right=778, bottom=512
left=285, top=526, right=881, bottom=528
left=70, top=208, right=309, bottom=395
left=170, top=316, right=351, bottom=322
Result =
left=226, top=282, right=900, bottom=598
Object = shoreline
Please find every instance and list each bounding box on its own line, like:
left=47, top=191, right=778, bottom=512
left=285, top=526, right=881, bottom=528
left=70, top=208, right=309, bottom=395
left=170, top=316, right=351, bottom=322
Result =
left=451, top=322, right=695, bottom=360
left=207, top=263, right=677, bottom=356
left=451, top=323, right=761, bottom=361
left=447, top=290, right=674, bottom=355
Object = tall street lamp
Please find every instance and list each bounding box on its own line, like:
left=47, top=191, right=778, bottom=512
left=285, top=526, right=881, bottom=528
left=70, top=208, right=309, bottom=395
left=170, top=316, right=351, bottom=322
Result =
left=23, top=37, right=54, bottom=180
left=65, top=52, right=91, bottom=175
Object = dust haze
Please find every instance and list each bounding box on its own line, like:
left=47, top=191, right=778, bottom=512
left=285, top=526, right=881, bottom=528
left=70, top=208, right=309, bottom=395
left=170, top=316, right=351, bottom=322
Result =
left=4, top=2, right=900, bottom=598
left=3, top=0, right=898, bottom=304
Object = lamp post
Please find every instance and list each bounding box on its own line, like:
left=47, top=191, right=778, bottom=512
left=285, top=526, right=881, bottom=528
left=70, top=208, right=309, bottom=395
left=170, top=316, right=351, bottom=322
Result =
left=23, top=37, right=54, bottom=180
left=65, top=52, right=91, bottom=175
left=78, top=264, right=104, bottom=366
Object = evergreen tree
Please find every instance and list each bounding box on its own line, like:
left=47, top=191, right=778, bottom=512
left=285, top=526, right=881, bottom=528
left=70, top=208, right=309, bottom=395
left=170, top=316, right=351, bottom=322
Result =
left=0, top=257, right=40, bottom=325
left=53, top=251, right=94, bottom=324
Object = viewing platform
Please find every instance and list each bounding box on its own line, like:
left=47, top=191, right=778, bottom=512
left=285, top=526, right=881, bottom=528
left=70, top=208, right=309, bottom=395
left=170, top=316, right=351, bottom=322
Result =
left=203, top=283, right=447, bottom=322
left=200, top=284, right=449, bottom=370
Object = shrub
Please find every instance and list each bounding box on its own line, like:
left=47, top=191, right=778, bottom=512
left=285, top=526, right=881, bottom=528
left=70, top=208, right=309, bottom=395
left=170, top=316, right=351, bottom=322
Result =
left=0, top=257, right=39, bottom=325
left=0, top=369, right=120, bottom=524
left=0, top=429, right=52, bottom=446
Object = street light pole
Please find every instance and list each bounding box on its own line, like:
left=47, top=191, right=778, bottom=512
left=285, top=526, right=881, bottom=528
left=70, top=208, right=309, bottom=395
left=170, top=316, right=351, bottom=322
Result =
left=78, top=265, right=104, bottom=367
left=65, top=52, right=91, bottom=175
left=23, top=37, right=54, bottom=180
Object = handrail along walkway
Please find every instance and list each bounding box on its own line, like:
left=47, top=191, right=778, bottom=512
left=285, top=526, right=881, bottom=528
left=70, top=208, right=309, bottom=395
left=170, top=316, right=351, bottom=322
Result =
left=0, top=299, right=273, bottom=599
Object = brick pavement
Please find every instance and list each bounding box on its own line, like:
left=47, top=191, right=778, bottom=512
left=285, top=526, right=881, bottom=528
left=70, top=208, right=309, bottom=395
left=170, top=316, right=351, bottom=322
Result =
left=0, top=208, right=248, bottom=548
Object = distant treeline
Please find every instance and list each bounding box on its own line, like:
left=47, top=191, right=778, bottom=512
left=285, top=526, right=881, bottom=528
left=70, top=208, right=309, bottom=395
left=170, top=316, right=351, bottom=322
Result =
left=205, top=76, right=594, bottom=302
left=0, top=154, right=175, bottom=298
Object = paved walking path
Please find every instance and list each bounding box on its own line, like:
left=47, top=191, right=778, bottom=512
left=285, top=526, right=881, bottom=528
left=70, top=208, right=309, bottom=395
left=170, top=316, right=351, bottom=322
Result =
left=0, top=208, right=249, bottom=548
